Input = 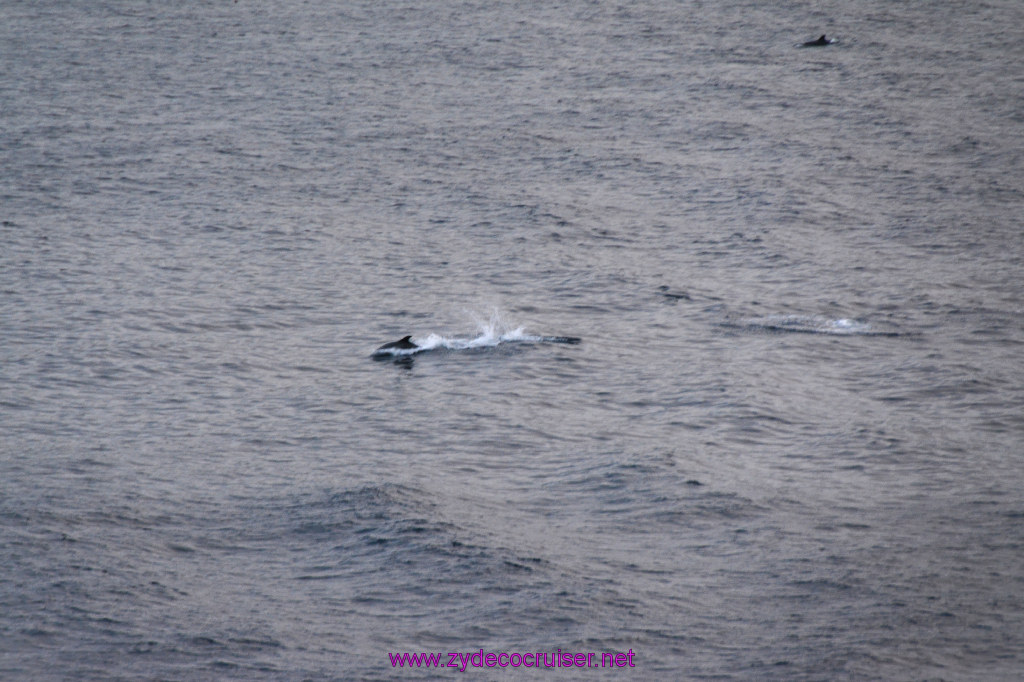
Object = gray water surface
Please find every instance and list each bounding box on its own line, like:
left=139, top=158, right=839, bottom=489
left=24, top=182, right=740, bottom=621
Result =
left=3, top=1, right=1023, bottom=679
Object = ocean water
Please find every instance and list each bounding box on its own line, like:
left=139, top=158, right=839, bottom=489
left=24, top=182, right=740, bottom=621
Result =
left=2, top=0, right=1023, bottom=679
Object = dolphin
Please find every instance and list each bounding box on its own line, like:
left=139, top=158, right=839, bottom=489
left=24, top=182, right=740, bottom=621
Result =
left=802, top=34, right=834, bottom=47
left=542, top=336, right=582, bottom=344
left=375, top=335, right=418, bottom=352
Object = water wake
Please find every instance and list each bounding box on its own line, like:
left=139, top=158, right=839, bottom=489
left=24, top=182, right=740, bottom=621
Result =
left=372, top=312, right=580, bottom=359
left=736, top=315, right=897, bottom=336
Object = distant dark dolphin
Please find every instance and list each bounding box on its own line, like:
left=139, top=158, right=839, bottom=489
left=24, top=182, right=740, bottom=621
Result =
left=543, top=336, right=582, bottom=345
left=802, top=34, right=834, bottom=47
left=376, top=335, right=418, bottom=352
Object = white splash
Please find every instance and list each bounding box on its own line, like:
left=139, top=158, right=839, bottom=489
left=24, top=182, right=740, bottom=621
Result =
left=418, top=309, right=540, bottom=351
left=744, top=315, right=874, bottom=335
left=373, top=310, right=579, bottom=358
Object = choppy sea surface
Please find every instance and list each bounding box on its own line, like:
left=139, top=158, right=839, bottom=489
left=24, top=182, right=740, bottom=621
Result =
left=3, top=1, right=1023, bottom=679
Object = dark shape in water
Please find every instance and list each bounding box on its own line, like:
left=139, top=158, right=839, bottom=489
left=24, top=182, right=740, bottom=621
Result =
left=376, top=335, right=418, bottom=352
left=802, top=34, right=834, bottom=47
left=543, top=336, right=581, bottom=344
left=658, top=285, right=691, bottom=301
left=372, top=335, right=419, bottom=364
left=374, top=333, right=417, bottom=352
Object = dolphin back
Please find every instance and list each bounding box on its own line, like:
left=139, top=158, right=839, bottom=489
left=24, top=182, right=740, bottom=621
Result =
left=375, top=335, right=418, bottom=352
